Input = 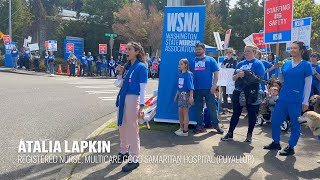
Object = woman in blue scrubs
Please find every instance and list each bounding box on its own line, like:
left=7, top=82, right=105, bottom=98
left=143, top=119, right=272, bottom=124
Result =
left=310, top=52, right=320, bottom=96
left=264, top=41, right=313, bottom=156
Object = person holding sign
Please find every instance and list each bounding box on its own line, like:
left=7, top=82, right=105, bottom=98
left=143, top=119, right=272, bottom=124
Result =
left=68, top=53, right=77, bottom=77
left=114, top=42, right=148, bottom=172
left=44, top=51, right=49, bottom=73
left=174, top=59, right=194, bottom=136
left=11, top=46, right=19, bottom=70
left=310, top=52, right=320, bottom=96
left=264, top=41, right=313, bottom=156
left=87, top=52, right=94, bottom=77
left=221, top=48, right=238, bottom=113
left=24, top=47, right=31, bottom=70
left=109, top=56, right=116, bottom=77
left=33, top=51, right=40, bottom=72
left=80, top=52, right=87, bottom=77
left=48, top=51, right=55, bottom=76
left=190, top=43, right=224, bottom=134
left=221, top=45, right=265, bottom=142
left=96, top=55, right=102, bottom=76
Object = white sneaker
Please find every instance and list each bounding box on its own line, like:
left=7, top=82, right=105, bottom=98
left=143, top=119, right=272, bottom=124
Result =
left=175, top=130, right=188, bottom=136
left=174, top=128, right=183, bottom=135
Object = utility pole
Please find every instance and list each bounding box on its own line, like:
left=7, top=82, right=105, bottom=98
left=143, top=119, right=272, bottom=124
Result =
left=9, top=0, right=12, bottom=39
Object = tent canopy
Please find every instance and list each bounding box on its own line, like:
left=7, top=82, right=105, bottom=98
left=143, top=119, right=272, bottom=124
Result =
left=205, top=44, right=219, bottom=53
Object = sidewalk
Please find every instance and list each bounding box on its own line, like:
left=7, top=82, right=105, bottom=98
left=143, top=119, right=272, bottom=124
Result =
left=59, top=114, right=320, bottom=180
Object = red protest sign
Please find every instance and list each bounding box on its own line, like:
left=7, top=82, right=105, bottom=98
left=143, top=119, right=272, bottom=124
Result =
left=3, top=35, right=11, bottom=44
left=66, top=43, right=74, bottom=53
left=119, top=44, right=127, bottom=53
left=253, top=33, right=271, bottom=50
left=264, top=0, right=293, bottom=43
left=99, top=44, right=107, bottom=54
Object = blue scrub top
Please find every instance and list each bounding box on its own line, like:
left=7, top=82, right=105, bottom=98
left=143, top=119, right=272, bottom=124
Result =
left=124, top=61, right=148, bottom=95
left=177, top=71, right=194, bottom=92
left=190, top=56, right=219, bottom=90
left=278, top=60, right=313, bottom=104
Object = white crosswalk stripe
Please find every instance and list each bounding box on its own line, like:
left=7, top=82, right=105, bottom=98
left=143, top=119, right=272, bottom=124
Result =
left=52, top=77, right=152, bottom=102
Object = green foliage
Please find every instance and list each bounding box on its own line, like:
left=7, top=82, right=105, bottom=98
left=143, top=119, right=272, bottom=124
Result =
left=294, top=0, right=320, bottom=51
left=205, top=1, right=223, bottom=46
left=228, top=0, right=263, bottom=50
left=0, top=55, right=4, bottom=66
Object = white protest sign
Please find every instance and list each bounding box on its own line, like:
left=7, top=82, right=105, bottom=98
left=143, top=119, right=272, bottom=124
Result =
left=217, top=68, right=234, bottom=86
left=27, top=36, right=32, bottom=43
left=214, top=32, right=224, bottom=50
left=29, top=43, right=39, bottom=51
left=23, top=39, right=28, bottom=47
left=226, top=81, right=235, bottom=94
left=243, top=34, right=254, bottom=46
left=286, top=17, right=312, bottom=52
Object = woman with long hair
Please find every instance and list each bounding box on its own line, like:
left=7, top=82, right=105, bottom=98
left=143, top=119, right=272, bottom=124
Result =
left=264, top=41, right=313, bottom=156
left=115, top=42, right=148, bottom=172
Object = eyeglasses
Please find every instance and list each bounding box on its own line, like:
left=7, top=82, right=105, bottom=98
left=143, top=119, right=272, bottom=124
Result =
left=244, top=50, right=253, bottom=53
left=226, top=52, right=232, bottom=54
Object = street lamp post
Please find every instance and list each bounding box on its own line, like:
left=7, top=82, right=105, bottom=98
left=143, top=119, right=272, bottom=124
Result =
left=9, top=0, right=12, bottom=39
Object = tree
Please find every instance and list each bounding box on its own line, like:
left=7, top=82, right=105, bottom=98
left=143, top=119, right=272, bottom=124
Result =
left=112, top=2, right=163, bottom=54
left=228, top=0, right=263, bottom=51
left=213, top=0, right=230, bottom=29
left=294, top=0, right=320, bottom=51
left=204, top=1, right=223, bottom=46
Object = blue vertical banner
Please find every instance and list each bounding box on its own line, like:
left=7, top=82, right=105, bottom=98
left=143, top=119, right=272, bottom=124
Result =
left=64, top=39, right=84, bottom=60
left=155, top=6, right=206, bottom=123
left=4, top=42, right=17, bottom=67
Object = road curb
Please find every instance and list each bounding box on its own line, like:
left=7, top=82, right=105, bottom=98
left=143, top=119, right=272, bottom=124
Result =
left=56, top=112, right=117, bottom=180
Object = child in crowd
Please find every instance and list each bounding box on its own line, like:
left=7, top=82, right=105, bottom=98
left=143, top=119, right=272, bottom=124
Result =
left=174, top=59, right=194, bottom=136
left=267, top=86, right=279, bottom=117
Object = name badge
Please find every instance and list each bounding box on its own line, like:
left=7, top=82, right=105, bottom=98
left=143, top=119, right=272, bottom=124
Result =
left=178, top=78, right=184, bottom=88
left=195, top=60, right=206, bottom=71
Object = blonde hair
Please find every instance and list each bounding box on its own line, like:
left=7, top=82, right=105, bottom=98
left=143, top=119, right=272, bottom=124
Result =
left=256, top=50, right=262, bottom=59
left=245, top=45, right=258, bottom=54
left=179, top=58, right=190, bottom=74
left=225, top=48, right=235, bottom=55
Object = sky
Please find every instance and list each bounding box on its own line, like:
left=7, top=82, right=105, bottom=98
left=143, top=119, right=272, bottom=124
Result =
left=229, top=0, right=320, bottom=8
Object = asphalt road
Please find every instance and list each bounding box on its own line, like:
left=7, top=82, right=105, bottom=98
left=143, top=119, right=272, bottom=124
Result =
left=0, top=72, right=158, bottom=179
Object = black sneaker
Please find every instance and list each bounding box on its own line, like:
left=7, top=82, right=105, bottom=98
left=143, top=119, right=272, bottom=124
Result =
left=279, top=146, right=295, bottom=156
left=263, top=142, right=281, bottom=150
left=221, top=132, right=233, bottom=141
left=111, top=152, right=129, bottom=163
left=245, top=133, right=252, bottom=142
left=193, top=127, right=206, bottom=134
left=122, top=161, right=139, bottom=172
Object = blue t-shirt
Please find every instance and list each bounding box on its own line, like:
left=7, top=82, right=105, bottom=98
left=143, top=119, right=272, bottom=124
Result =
left=177, top=71, right=194, bottom=92
left=25, top=50, right=31, bottom=58
left=87, top=56, right=94, bottom=65
left=81, top=56, right=87, bottom=65
left=190, top=56, right=219, bottom=90
left=268, top=60, right=276, bottom=77
left=312, top=64, right=320, bottom=86
left=11, top=50, right=19, bottom=58
left=234, top=59, right=265, bottom=91
left=48, top=55, right=55, bottom=63
left=125, top=62, right=148, bottom=95
left=44, top=55, right=49, bottom=61
left=278, top=60, right=313, bottom=103
left=34, top=54, right=40, bottom=60
left=261, top=60, right=273, bottom=80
